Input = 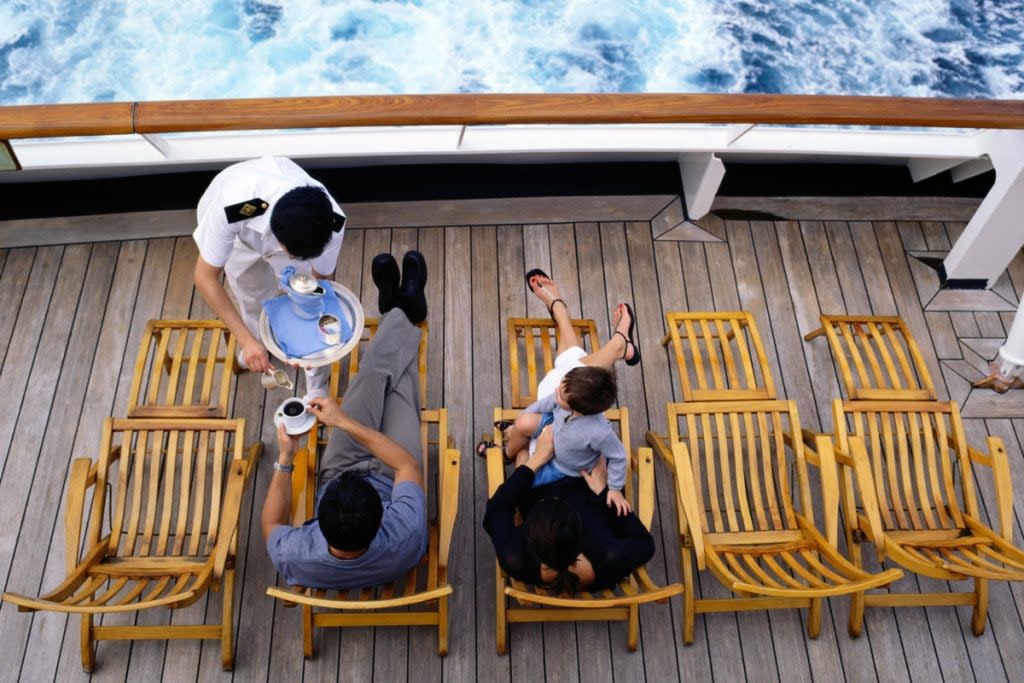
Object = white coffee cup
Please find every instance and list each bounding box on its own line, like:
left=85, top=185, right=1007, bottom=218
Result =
left=278, top=397, right=310, bottom=431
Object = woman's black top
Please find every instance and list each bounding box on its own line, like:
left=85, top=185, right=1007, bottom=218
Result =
left=482, top=465, right=655, bottom=591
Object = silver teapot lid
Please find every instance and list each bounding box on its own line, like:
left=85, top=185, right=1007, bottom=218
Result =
left=289, top=273, right=318, bottom=294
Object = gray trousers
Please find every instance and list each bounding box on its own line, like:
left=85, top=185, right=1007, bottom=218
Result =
left=319, top=309, right=423, bottom=485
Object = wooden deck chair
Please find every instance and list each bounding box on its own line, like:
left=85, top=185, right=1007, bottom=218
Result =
left=507, top=317, right=600, bottom=408
left=828, top=397, right=1024, bottom=635
left=127, top=320, right=239, bottom=418
left=646, top=401, right=902, bottom=644
left=2, top=417, right=262, bottom=672
left=661, top=311, right=777, bottom=401
left=487, top=406, right=683, bottom=654
left=267, top=408, right=460, bottom=657
left=804, top=314, right=937, bottom=401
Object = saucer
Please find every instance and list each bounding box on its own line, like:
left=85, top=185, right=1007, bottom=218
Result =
left=274, top=408, right=316, bottom=435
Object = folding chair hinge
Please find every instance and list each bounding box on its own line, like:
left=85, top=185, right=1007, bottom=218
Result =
left=682, top=534, right=694, bottom=549
left=851, top=529, right=868, bottom=544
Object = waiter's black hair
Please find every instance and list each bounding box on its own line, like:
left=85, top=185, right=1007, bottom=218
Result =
left=271, top=186, right=340, bottom=260
left=317, top=472, right=384, bottom=552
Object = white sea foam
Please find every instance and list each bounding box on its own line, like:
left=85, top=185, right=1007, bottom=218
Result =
left=0, top=0, right=1020, bottom=104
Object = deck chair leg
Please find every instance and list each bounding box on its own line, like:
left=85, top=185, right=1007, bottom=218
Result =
left=807, top=598, right=823, bottom=638
left=972, top=578, right=989, bottom=636
left=438, top=595, right=449, bottom=655
left=848, top=591, right=866, bottom=637
left=303, top=605, right=314, bottom=658
left=495, top=576, right=508, bottom=655
left=681, top=546, right=697, bottom=644
left=221, top=568, right=235, bottom=671
left=80, top=614, right=95, bottom=673
left=627, top=603, right=640, bottom=652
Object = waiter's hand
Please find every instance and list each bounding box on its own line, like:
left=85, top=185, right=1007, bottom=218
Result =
left=241, top=338, right=272, bottom=374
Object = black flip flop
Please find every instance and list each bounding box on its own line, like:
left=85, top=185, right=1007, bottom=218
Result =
left=617, top=303, right=642, bottom=367
left=525, top=268, right=566, bottom=320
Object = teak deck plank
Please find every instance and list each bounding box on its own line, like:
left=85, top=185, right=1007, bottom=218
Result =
left=4, top=208, right=1024, bottom=683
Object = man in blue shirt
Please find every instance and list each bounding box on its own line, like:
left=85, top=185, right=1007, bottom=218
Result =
left=261, top=251, right=429, bottom=589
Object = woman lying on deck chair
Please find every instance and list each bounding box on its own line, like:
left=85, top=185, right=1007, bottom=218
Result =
left=483, top=427, right=655, bottom=594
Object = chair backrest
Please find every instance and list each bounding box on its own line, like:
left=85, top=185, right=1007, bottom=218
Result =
left=88, top=418, right=247, bottom=558
left=507, top=317, right=601, bottom=408
left=815, top=315, right=936, bottom=401
left=127, top=320, right=237, bottom=418
left=664, top=312, right=776, bottom=402
left=330, top=318, right=429, bottom=405
left=833, top=400, right=977, bottom=532
left=667, top=400, right=810, bottom=534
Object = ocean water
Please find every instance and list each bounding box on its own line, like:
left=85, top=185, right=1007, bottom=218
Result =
left=0, top=0, right=1021, bottom=105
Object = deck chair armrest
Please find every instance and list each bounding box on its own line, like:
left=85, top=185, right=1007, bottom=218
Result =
left=40, top=540, right=110, bottom=603
left=966, top=436, right=1014, bottom=542
left=242, top=439, right=264, bottom=479
left=290, top=447, right=312, bottom=525
left=804, top=435, right=841, bottom=546
left=485, top=445, right=506, bottom=496
left=635, top=447, right=656, bottom=530
left=669, top=441, right=706, bottom=570
left=847, top=436, right=886, bottom=549
left=437, top=448, right=461, bottom=568
left=213, top=459, right=249, bottom=579
left=64, top=458, right=95, bottom=573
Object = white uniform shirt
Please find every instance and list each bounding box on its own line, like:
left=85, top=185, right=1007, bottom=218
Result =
left=193, top=156, right=346, bottom=277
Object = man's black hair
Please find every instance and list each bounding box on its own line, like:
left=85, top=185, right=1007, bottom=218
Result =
left=317, top=472, right=384, bottom=552
left=270, top=185, right=338, bottom=260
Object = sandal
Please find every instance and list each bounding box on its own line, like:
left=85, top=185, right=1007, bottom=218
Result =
left=614, top=303, right=642, bottom=367
left=476, top=433, right=516, bottom=463
left=525, top=268, right=567, bottom=320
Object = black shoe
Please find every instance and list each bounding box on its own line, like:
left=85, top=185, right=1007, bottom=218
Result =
left=371, top=253, right=400, bottom=313
left=400, top=250, right=428, bottom=295
left=397, top=250, right=428, bottom=324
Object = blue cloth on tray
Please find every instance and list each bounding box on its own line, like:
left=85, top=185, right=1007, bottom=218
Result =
left=263, top=281, right=353, bottom=358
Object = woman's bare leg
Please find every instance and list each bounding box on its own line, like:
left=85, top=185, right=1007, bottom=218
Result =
left=528, top=273, right=579, bottom=353
left=582, top=303, right=635, bottom=369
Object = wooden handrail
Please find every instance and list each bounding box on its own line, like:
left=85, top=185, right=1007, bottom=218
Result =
left=1, top=93, right=1023, bottom=140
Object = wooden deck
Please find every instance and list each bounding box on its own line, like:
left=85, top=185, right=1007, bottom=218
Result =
left=1, top=207, right=1024, bottom=682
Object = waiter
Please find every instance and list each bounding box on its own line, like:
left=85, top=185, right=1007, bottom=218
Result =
left=193, top=156, right=346, bottom=399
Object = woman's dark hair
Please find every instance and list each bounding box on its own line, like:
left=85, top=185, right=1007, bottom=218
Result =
left=270, top=185, right=340, bottom=260
left=523, top=498, right=584, bottom=596
left=563, top=366, right=617, bottom=415
left=317, top=472, right=383, bottom=552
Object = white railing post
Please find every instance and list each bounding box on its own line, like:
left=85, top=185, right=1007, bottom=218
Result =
left=942, top=129, right=1024, bottom=288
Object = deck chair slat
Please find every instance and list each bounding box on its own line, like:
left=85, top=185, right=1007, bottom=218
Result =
left=147, top=330, right=171, bottom=406
left=199, top=328, right=220, bottom=404
left=156, top=432, right=180, bottom=556
left=164, top=331, right=188, bottom=406
left=140, top=429, right=165, bottom=555
left=189, top=431, right=210, bottom=557
left=921, top=414, right=952, bottom=528
left=742, top=411, right=769, bottom=530
left=698, top=319, right=725, bottom=392
left=934, top=415, right=964, bottom=527
left=906, top=413, right=937, bottom=529
left=173, top=431, right=196, bottom=555
left=206, top=430, right=226, bottom=553
left=715, top=412, right=739, bottom=532
left=715, top=319, right=741, bottom=389
left=757, top=412, right=784, bottom=530
left=867, top=322, right=903, bottom=391
left=893, top=413, right=923, bottom=529
left=854, top=323, right=888, bottom=391
left=182, top=330, right=205, bottom=406
left=730, top=412, right=753, bottom=531
left=761, top=553, right=808, bottom=589
left=122, top=430, right=149, bottom=555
